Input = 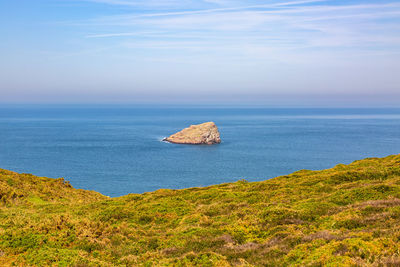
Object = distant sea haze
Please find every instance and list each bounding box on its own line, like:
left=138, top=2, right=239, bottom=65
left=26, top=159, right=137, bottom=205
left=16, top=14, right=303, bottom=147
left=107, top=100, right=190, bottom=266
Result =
left=1, top=106, right=400, bottom=197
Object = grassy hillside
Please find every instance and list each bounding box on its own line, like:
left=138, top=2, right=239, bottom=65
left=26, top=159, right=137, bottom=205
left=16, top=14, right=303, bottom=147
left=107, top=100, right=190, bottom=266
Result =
left=1, top=155, right=400, bottom=266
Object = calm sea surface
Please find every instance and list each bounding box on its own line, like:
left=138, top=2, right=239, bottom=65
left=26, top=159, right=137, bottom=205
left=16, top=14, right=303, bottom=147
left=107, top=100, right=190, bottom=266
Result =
left=1, top=106, right=400, bottom=197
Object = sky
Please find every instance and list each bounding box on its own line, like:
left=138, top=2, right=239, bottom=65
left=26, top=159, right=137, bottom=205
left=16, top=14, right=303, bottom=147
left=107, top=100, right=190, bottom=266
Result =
left=0, top=0, right=399, bottom=106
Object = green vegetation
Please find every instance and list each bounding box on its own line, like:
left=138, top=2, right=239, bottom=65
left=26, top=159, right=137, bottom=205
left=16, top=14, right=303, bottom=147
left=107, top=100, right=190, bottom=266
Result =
left=2, top=155, right=400, bottom=266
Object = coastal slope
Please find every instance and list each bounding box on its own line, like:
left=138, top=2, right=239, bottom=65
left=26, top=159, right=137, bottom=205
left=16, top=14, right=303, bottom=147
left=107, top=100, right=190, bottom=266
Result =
left=1, top=155, right=400, bottom=266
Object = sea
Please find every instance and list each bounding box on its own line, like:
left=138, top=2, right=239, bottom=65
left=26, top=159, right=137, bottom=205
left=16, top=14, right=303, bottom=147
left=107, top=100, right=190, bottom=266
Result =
left=1, top=105, right=400, bottom=197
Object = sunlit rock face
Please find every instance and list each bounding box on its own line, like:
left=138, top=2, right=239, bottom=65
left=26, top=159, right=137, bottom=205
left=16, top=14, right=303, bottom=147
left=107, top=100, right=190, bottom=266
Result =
left=163, top=122, right=221, bottom=145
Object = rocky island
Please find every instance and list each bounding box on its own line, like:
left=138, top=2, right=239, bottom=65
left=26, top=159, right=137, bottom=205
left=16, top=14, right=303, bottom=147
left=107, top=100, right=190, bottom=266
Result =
left=163, top=122, right=221, bottom=145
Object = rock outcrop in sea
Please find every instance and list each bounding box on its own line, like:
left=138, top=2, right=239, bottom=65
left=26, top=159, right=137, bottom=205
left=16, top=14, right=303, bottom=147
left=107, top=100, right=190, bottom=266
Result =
left=163, top=122, right=221, bottom=145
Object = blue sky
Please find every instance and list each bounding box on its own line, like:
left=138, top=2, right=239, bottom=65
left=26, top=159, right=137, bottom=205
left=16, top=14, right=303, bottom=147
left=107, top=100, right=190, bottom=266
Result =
left=0, top=0, right=399, bottom=105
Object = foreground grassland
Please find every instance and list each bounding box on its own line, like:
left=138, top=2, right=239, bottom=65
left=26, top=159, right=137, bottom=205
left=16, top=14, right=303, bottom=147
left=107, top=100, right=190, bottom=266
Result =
left=2, top=155, right=400, bottom=266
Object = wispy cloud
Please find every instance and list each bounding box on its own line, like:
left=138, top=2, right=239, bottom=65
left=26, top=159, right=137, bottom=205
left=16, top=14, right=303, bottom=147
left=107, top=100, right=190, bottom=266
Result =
left=83, top=0, right=187, bottom=7
left=78, top=0, right=400, bottom=53
left=129, top=0, right=327, bottom=18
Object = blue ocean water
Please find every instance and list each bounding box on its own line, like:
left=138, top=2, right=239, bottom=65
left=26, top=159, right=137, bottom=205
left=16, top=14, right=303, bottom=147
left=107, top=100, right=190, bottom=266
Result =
left=1, top=106, right=400, bottom=197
